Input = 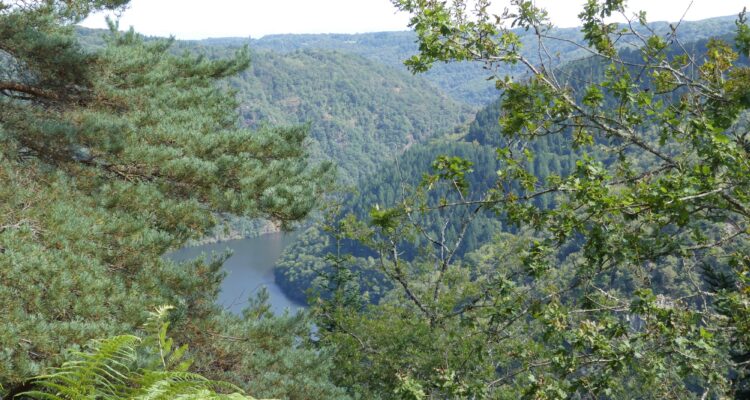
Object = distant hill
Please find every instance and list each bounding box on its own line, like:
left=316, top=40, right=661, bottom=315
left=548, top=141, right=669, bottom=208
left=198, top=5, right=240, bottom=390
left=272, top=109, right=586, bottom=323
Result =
left=73, top=13, right=742, bottom=242
left=79, top=15, right=740, bottom=108
left=229, top=49, right=472, bottom=183
left=192, top=15, right=740, bottom=106
left=248, top=31, right=496, bottom=106
left=76, top=28, right=472, bottom=184
left=273, top=15, right=746, bottom=301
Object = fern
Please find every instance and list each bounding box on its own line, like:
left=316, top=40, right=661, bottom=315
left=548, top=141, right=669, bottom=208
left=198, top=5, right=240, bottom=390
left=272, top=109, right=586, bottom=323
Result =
left=20, top=307, right=266, bottom=400
left=21, top=335, right=140, bottom=399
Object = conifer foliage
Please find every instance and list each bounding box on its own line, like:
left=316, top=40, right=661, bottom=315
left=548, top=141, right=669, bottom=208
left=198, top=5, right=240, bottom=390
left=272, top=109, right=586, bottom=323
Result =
left=0, top=0, right=335, bottom=397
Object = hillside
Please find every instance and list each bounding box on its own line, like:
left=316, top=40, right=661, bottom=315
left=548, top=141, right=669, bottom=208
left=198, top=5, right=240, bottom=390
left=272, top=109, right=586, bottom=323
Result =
left=275, top=140, right=505, bottom=304
left=74, top=14, right=740, bottom=186
left=74, top=29, right=474, bottom=242
left=274, top=92, right=583, bottom=303
left=197, top=15, right=740, bottom=106
left=76, top=28, right=472, bottom=184
left=229, top=49, right=472, bottom=183
left=273, top=23, right=747, bottom=304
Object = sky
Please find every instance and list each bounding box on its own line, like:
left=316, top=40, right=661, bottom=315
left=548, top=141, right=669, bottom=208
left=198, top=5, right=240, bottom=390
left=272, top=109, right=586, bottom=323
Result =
left=80, top=0, right=750, bottom=40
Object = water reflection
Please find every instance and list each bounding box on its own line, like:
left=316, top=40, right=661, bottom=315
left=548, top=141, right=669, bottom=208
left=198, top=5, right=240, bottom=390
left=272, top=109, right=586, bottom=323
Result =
left=169, top=232, right=303, bottom=315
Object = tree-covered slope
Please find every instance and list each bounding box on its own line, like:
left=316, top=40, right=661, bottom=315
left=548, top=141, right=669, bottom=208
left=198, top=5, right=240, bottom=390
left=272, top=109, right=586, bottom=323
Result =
left=76, top=28, right=473, bottom=184
left=75, top=14, right=741, bottom=186
left=210, top=15, right=739, bottom=106
left=273, top=90, right=581, bottom=303
left=247, top=31, right=497, bottom=106
left=273, top=22, right=749, bottom=306
left=229, top=48, right=472, bottom=183
left=275, top=140, right=505, bottom=304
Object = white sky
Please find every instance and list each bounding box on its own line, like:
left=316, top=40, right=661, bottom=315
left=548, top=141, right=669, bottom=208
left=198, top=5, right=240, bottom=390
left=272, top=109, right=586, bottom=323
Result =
left=80, top=0, right=750, bottom=40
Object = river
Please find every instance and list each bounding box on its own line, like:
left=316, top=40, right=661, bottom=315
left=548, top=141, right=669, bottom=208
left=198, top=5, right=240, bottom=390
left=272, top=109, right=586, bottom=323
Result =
left=169, top=232, right=304, bottom=315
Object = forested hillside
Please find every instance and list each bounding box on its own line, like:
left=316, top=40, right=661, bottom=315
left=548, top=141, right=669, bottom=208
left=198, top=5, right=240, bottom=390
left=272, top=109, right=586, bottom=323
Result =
left=276, top=25, right=750, bottom=312
left=75, top=27, right=473, bottom=241
left=275, top=141, right=504, bottom=303
left=76, top=28, right=472, bottom=184
left=72, top=15, right=740, bottom=242
left=229, top=49, right=471, bottom=183
left=5, top=0, right=750, bottom=399
left=275, top=94, right=583, bottom=302
left=241, top=15, right=739, bottom=105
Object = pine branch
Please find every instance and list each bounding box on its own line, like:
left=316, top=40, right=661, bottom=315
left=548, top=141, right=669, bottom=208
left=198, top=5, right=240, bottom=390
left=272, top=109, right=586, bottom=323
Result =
left=0, top=81, right=58, bottom=100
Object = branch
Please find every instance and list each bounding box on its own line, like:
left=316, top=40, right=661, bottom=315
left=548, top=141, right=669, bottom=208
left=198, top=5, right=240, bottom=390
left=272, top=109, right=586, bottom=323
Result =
left=686, top=228, right=747, bottom=251
left=377, top=241, right=433, bottom=321
left=0, top=80, right=58, bottom=100
left=721, top=193, right=750, bottom=218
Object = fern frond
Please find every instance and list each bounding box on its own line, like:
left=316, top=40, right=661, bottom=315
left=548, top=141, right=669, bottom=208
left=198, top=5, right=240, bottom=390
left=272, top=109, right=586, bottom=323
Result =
left=132, top=370, right=258, bottom=400
left=13, top=390, right=65, bottom=400
left=21, top=335, right=140, bottom=399
left=21, top=307, right=266, bottom=400
left=143, top=305, right=175, bottom=336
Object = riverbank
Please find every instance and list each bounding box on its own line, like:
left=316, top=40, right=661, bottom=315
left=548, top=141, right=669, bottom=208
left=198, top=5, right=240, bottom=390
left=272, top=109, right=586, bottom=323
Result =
left=186, top=218, right=281, bottom=246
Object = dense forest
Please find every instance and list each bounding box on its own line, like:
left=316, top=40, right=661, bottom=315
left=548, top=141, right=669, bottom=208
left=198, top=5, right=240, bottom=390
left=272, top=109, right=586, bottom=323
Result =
left=3, top=0, right=750, bottom=399
left=76, top=27, right=472, bottom=184
left=274, top=103, right=583, bottom=302
left=75, top=26, right=476, bottom=241
left=239, top=15, right=740, bottom=106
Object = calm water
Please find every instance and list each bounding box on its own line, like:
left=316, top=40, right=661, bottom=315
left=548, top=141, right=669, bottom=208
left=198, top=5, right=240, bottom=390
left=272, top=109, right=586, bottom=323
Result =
left=169, top=232, right=303, bottom=315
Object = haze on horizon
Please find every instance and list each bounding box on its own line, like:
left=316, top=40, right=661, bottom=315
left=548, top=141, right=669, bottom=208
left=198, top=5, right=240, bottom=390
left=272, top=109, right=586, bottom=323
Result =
left=81, top=0, right=749, bottom=40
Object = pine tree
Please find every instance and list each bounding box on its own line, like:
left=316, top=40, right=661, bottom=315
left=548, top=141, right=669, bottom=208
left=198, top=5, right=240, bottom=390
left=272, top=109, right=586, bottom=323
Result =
left=0, top=1, right=338, bottom=397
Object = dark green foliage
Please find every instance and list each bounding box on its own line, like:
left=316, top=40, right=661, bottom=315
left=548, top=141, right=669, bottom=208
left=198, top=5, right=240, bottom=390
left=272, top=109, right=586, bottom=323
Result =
left=1, top=2, right=343, bottom=398
left=294, top=1, right=750, bottom=397
left=736, top=7, right=750, bottom=57
left=274, top=89, right=591, bottom=304
left=275, top=141, right=505, bottom=304
left=230, top=49, right=471, bottom=183
left=465, top=97, right=578, bottom=181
